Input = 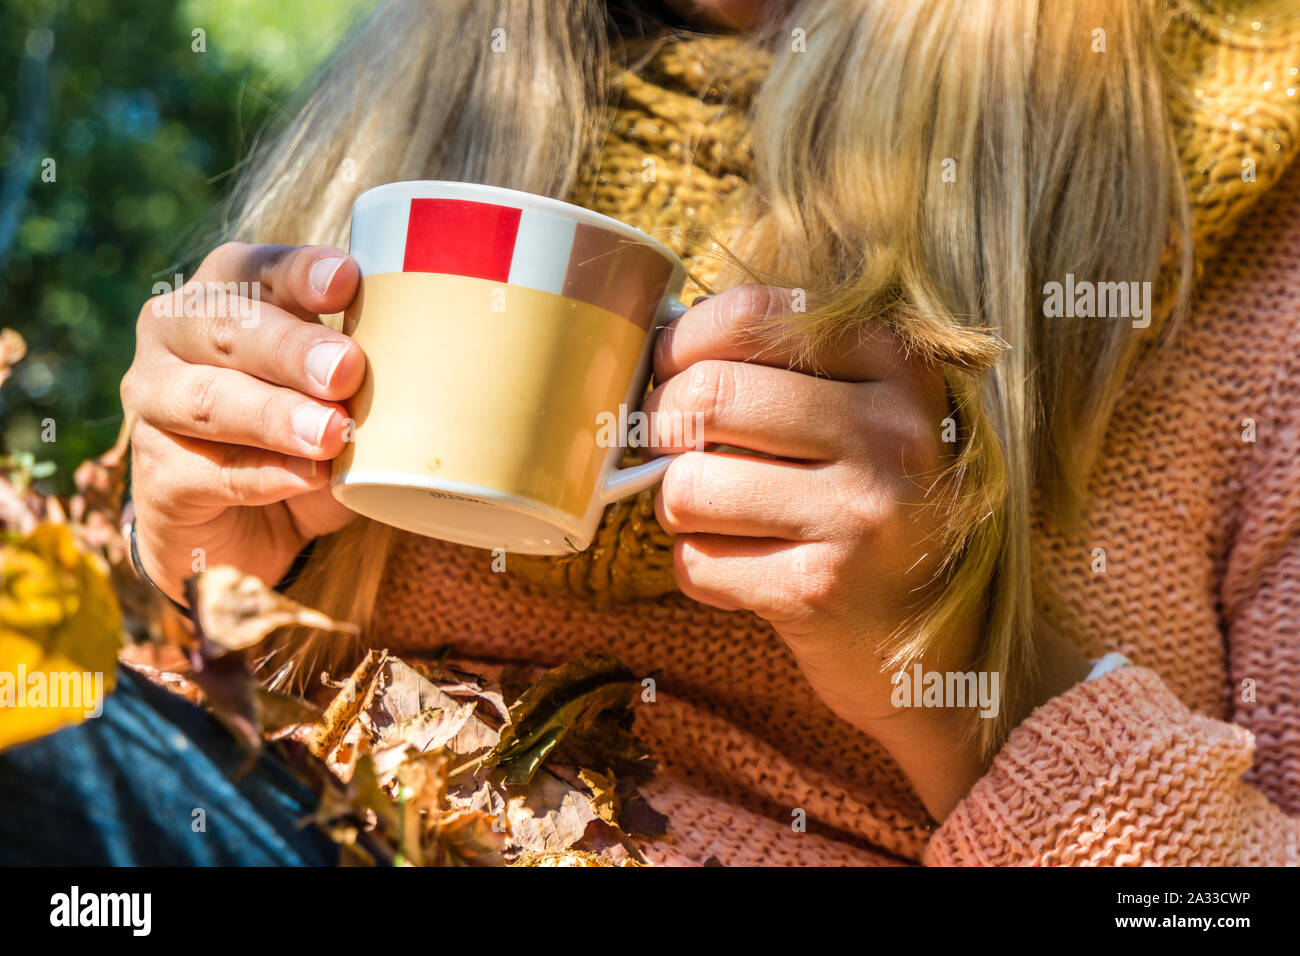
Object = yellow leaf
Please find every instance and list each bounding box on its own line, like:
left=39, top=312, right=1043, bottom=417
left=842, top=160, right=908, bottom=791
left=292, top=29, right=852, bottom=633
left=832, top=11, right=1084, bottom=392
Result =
left=0, top=523, right=123, bottom=751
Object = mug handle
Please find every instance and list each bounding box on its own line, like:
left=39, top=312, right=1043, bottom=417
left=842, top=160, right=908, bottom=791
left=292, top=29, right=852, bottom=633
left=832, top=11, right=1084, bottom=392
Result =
left=596, top=296, right=688, bottom=505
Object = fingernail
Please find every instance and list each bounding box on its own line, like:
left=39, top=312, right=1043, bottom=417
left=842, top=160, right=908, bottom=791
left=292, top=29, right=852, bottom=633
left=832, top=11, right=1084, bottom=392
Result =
left=307, top=341, right=349, bottom=388
left=691, top=294, right=713, bottom=306
left=292, top=402, right=336, bottom=450
left=309, top=256, right=346, bottom=296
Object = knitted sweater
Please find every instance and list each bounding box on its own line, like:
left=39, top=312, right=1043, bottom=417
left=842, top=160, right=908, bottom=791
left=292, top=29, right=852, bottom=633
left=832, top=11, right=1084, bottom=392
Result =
left=370, top=17, right=1300, bottom=865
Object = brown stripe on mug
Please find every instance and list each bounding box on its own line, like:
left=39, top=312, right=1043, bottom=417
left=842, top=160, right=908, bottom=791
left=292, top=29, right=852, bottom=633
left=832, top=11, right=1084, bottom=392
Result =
left=562, top=223, right=675, bottom=330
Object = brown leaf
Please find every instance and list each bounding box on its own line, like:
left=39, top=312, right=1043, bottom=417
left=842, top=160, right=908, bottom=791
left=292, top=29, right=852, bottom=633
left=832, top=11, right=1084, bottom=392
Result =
left=443, top=769, right=507, bottom=821
left=392, top=748, right=451, bottom=814
left=163, top=644, right=675, bottom=867
left=352, top=754, right=420, bottom=865
left=0, top=484, right=34, bottom=534
left=310, top=649, right=388, bottom=760
left=190, top=565, right=358, bottom=657
left=69, top=414, right=130, bottom=528
left=184, top=643, right=261, bottom=756
left=177, top=567, right=358, bottom=757
left=431, top=809, right=508, bottom=866
left=0, top=329, right=26, bottom=387
left=257, top=689, right=322, bottom=740
left=511, top=847, right=640, bottom=867
left=616, top=785, right=669, bottom=838
left=119, top=659, right=203, bottom=705
left=572, top=818, right=645, bottom=865
left=479, top=652, right=647, bottom=785
left=402, top=658, right=512, bottom=726
left=503, top=769, right=599, bottom=854
left=578, top=768, right=620, bottom=826
left=362, top=657, right=501, bottom=759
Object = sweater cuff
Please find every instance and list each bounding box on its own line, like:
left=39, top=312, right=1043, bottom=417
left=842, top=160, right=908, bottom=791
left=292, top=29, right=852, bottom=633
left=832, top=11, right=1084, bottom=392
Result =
left=924, top=666, right=1256, bottom=866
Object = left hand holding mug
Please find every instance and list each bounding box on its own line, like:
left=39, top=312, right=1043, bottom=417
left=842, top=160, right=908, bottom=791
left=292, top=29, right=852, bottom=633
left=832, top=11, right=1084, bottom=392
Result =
left=644, top=284, right=1087, bottom=818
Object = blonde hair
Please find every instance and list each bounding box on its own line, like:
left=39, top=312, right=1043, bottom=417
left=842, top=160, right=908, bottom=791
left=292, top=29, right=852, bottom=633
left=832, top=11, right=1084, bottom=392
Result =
left=726, top=0, right=1191, bottom=749
left=228, top=0, right=1192, bottom=750
left=224, top=0, right=612, bottom=685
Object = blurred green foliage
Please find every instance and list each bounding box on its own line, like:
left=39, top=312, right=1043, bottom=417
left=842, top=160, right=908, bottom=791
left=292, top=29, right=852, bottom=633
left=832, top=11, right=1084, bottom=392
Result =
left=0, top=0, right=371, bottom=490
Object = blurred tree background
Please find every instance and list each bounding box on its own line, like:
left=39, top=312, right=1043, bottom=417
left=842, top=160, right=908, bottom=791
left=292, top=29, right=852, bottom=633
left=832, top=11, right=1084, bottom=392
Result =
left=0, top=0, right=373, bottom=491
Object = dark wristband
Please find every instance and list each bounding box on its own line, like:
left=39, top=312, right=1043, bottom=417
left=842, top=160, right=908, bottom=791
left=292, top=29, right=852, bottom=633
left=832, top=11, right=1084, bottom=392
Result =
left=125, top=503, right=190, bottom=616
left=275, top=536, right=317, bottom=591
left=122, top=498, right=317, bottom=613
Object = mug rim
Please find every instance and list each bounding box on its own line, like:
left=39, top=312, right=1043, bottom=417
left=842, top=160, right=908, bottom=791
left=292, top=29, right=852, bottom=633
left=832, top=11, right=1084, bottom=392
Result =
left=333, top=467, right=588, bottom=554
left=351, top=179, right=685, bottom=273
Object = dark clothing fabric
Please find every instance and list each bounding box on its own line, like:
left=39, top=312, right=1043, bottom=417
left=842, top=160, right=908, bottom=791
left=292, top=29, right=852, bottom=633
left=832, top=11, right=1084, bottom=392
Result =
left=0, top=667, right=337, bottom=866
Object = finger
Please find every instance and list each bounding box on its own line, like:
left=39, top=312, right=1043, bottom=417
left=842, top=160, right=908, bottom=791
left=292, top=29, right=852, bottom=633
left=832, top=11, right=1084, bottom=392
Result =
left=655, top=452, right=830, bottom=539
left=137, top=360, right=349, bottom=460
left=132, top=420, right=330, bottom=512
left=190, top=242, right=360, bottom=320
left=641, top=359, right=864, bottom=459
left=653, top=284, right=910, bottom=383
left=673, top=533, right=822, bottom=621
left=146, top=296, right=364, bottom=402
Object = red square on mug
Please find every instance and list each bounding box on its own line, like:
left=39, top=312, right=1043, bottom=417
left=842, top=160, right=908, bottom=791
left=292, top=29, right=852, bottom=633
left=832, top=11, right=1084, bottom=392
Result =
left=402, top=198, right=521, bottom=282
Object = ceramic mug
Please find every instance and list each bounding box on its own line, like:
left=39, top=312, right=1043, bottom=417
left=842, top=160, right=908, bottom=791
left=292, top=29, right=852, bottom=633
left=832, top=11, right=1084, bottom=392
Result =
left=331, top=180, right=688, bottom=554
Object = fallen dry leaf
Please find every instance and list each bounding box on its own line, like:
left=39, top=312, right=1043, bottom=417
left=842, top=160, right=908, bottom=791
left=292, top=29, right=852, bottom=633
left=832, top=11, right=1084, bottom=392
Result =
left=479, top=652, right=647, bottom=785
left=310, top=649, right=388, bottom=760
left=189, top=565, right=359, bottom=656
left=503, top=769, right=599, bottom=854
left=430, top=809, right=508, bottom=866
left=171, top=566, right=361, bottom=755
left=579, top=768, right=620, bottom=826
left=363, top=656, right=506, bottom=760
left=0, top=328, right=26, bottom=388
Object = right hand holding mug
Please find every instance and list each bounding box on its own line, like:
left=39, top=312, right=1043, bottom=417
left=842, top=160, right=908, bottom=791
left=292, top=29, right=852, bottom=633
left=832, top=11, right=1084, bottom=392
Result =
left=120, top=243, right=365, bottom=605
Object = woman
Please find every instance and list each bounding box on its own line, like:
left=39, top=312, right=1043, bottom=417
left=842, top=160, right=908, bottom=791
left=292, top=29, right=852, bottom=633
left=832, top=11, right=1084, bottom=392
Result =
left=119, top=0, right=1300, bottom=864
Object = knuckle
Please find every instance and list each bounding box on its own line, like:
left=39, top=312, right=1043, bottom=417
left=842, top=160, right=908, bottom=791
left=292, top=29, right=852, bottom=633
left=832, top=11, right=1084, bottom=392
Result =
left=202, top=241, right=252, bottom=273
left=660, top=456, right=702, bottom=526
left=786, top=554, right=841, bottom=616
left=127, top=419, right=158, bottom=465
left=672, top=536, right=709, bottom=584
left=129, top=426, right=179, bottom=505
left=265, top=318, right=303, bottom=369
left=253, top=389, right=281, bottom=443
left=684, top=360, right=730, bottom=424
left=184, top=371, right=221, bottom=427
left=721, top=284, right=778, bottom=326
left=216, top=444, right=246, bottom=500
left=119, top=366, right=140, bottom=413
left=843, top=485, right=889, bottom=538
left=254, top=245, right=293, bottom=296
left=206, top=307, right=238, bottom=356
left=791, top=575, right=837, bottom=617
left=888, top=409, right=943, bottom=477
left=196, top=241, right=244, bottom=281
left=859, top=389, right=944, bottom=477
left=139, top=287, right=183, bottom=330
left=136, top=298, right=157, bottom=332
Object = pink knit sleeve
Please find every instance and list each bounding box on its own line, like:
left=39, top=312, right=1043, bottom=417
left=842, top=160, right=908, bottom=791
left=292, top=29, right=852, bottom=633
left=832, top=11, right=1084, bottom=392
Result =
left=925, top=256, right=1300, bottom=865
left=922, top=665, right=1299, bottom=865
left=926, top=310, right=1300, bottom=866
